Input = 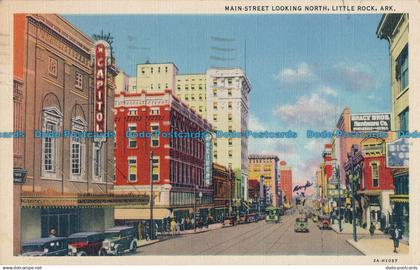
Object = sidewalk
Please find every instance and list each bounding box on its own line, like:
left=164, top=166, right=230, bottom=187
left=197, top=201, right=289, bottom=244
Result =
left=347, top=238, right=409, bottom=255
left=331, top=222, right=377, bottom=236
left=138, top=238, right=160, bottom=247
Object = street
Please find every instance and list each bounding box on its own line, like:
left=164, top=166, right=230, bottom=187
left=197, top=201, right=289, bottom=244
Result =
left=134, top=213, right=362, bottom=255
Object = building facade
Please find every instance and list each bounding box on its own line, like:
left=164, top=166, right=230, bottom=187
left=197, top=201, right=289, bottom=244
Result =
left=175, top=74, right=207, bottom=118
left=113, top=89, right=213, bottom=222
left=377, top=13, right=409, bottom=240
left=212, top=163, right=235, bottom=219
left=13, top=14, right=133, bottom=249
left=247, top=154, right=280, bottom=206
left=136, top=62, right=178, bottom=93
left=206, top=68, right=251, bottom=201
left=279, top=161, right=292, bottom=205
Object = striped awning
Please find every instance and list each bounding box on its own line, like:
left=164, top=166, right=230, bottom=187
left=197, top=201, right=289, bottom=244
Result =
left=390, top=194, right=409, bottom=203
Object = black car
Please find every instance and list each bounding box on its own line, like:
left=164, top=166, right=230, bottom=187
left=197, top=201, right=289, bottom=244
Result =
left=102, top=226, right=138, bottom=255
left=21, top=237, right=69, bottom=256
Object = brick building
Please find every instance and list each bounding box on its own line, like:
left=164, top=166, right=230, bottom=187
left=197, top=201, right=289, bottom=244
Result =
left=279, top=161, right=292, bottom=205
left=212, top=163, right=235, bottom=219
left=113, top=89, right=213, bottom=222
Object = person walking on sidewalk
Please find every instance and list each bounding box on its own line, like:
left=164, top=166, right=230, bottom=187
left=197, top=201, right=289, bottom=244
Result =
left=390, top=224, right=402, bottom=253
left=369, top=222, right=376, bottom=237
left=170, top=218, right=177, bottom=236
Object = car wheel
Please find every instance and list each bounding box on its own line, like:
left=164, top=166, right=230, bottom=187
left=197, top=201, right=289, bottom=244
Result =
left=131, top=241, right=137, bottom=254
left=77, top=251, right=87, bottom=256
left=98, top=249, right=106, bottom=256
left=115, top=245, right=122, bottom=256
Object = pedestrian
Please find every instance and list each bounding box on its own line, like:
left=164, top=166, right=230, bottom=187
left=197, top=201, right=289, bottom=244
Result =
left=181, top=217, right=185, bottom=231
left=176, top=220, right=181, bottom=234
left=170, top=219, right=177, bottom=236
left=48, top=227, right=57, bottom=238
left=369, top=222, right=376, bottom=237
left=390, top=224, right=402, bottom=253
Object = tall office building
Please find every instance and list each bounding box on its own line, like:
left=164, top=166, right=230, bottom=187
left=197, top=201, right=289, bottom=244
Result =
left=136, top=62, right=178, bottom=92
left=175, top=74, right=207, bottom=118
left=206, top=68, right=251, bottom=200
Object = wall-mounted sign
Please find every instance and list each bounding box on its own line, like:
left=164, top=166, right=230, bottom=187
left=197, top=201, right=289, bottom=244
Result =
left=386, top=138, right=409, bottom=168
left=13, top=168, right=27, bottom=184
left=350, top=113, right=391, bottom=131
left=204, top=133, right=213, bottom=186
left=92, top=40, right=110, bottom=141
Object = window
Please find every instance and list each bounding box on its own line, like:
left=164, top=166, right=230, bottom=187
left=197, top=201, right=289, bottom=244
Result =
left=165, top=83, right=168, bottom=89
left=228, top=89, right=232, bottom=96
left=185, top=85, right=189, bottom=91
left=150, top=108, right=160, bottom=115
left=396, top=45, right=408, bottom=91
left=228, top=78, right=232, bottom=85
left=70, top=117, right=87, bottom=179
left=128, top=108, right=138, bottom=116
left=75, top=72, right=83, bottom=89
left=191, top=94, right=195, bottom=100
left=191, top=84, right=195, bottom=90
left=128, top=157, right=137, bottom=182
left=141, top=68, right=145, bottom=74
left=214, top=150, right=217, bottom=159
left=228, top=101, right=232, bottom=109
left=399, top=108, right=409, bottom=131
left=213, top=79, right=217, bottom=86
left=151, top=67, right=154, bottom=74
left=199, top=84, right=203, bottom=90
left=158, top=83, right=161, bottom=89
left=151, top=123, right=159, bottom=147
left=213, top=102, right=218, bottom=110
left=93, top=142, right=102, bottom=179
left=228, top=138, right=233, bottom=146
left=158, top=67, right=161, bottom=73
left=213, top=89, right=217, bottom=97
left=177, top=85, right=181, bottom=90
left=199, top=94, right=203, bottom=100
left=165, top=66, right=168, bottom=73
left=371, top=162, right=379, bottom=187
left=44, top=122, right=56, bottom=172
left=213, top=114, right=218, bottom=121
left=128, top=124, right=137, bottom=148
left=228, top=150, right=233, bottom=158
left=185, top=94, right=189, bottom=101
left=152, top=156, right=160, bottom=182
left=71, top=136, right=82, bottom=175
left=199, top=106, right=203, bottom=113
left=48, top=57, right=58, bottom=77
left=42, top=107, right=62, bottom=177
left=228, top=113, right=233, bottom=121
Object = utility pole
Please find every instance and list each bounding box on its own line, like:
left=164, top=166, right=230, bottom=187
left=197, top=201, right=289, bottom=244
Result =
left=348, top=145, right=358, bottom=242
left=194, top=185, right=197, bottom=233
left=337, top=164, right=342, bottom=233
left=149, top=150, right=154, bottom=240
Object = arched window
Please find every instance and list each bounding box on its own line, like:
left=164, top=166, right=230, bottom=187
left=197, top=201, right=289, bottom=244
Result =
left=41, top=107, right=63, bottom=178
left=70, top=116, right=87, bottom=181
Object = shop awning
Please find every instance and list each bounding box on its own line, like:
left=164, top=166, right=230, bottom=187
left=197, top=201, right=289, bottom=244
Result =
left=115, top=208, right=170, bottom=220
left=390, top=194, right=409, bottom=203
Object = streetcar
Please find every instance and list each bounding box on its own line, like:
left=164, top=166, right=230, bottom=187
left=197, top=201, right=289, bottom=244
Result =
left=265, top=206, right=281, bottom=223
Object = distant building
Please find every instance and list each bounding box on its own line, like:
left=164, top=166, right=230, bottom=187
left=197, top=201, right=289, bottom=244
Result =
left=136, top=62, right=178, bottom=93
left=279, top=161, right=292, bottom=205
left=247, top=154, right=280, bottom=206
left=212, top=163, right=235, bottom=218
left=175, top=73, right=207, bottom=119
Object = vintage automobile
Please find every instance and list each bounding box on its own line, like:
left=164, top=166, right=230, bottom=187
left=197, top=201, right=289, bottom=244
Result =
left=294, top=217, right=309, bottom=232
left=102, top=226, right=138, bottom=255
left=223, top=215, right=237, bottom=226
left=265, top=206, right=281, bottom=223
left=21, top=237, right=69, bottom=256
left=318, top=215, right=331, bottom=230
left=312, top=214, right=318, bottom=223
left=68, top=232, right=105, bottom=256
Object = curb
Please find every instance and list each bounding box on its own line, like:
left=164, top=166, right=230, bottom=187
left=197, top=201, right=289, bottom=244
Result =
left=138, top=239, right=160, bottom=248
left=346, top=239, right=366, bottom=255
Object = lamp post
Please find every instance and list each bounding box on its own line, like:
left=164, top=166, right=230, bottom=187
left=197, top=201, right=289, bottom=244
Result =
left=347, top=145, right=360, bottom=242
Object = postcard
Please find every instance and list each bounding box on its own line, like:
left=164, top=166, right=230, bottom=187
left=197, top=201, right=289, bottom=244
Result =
left=0, top=0, right=419, bottom=267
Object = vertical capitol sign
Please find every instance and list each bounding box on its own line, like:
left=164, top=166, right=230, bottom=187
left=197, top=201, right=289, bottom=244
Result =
left=92, top=40, right=111, bottom=141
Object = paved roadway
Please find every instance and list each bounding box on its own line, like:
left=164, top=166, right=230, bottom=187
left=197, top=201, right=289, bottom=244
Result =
left=134, top=213, right=362, bottom=255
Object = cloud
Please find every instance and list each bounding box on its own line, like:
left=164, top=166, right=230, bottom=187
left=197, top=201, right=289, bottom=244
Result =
left=275, top=62, right=316, bottom=87
left=248, top=114, right=266, bottom=131
left=328, top=63, right=375, bottom=92
left=318, top=85, right=338, bottom=97
left=272, top=93, right=336, bottom=128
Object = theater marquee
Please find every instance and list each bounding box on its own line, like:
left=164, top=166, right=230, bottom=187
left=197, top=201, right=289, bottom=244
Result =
left=92, top=40, right=110, bottom=140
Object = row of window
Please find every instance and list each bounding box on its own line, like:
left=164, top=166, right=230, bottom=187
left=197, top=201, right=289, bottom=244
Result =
left=183, top=93, right=204, bottom=101
left=170, top=160, right=204, bottom=186
left=127, top=156, right=160, bottom=182
left=213, top=113, right=233, bottom=122
left=212, top=77, right=239, bottom=86
left=212, top=101, right=233, bottom=110
left=42, top=108, right=102, bottom=181
left=48, top=57, right=84, bottom=90
left=127, top=107, right=160, bottom=116
left=140, top=66, right=169, bottom=74
left=213, top=88, right=233, bottom=97
left=176, top=84, right=204, bottom=91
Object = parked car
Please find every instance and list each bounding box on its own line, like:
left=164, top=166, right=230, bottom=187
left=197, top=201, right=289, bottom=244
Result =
left=312, top=214, right=318, bottom=223
left=223, top=215, right=237, bottom=226
left=294, top=217, right=309, bottom=232
left=21, top=237, right=68, bottom=256
left=68, top=232, right=105, bottom=256
left=102, top=226, right=138, bottom=255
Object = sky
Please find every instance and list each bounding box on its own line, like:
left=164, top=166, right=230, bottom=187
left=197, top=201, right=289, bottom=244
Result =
left=65, top=14, right=391, bottom=188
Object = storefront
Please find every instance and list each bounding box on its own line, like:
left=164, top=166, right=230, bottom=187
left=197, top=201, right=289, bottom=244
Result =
left=391, top=172, right=409, bottom=240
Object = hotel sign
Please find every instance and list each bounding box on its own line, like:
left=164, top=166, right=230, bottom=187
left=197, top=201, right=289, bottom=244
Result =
left=92, top=40, right=110, bottom=141
left=350, top=113, right=391, bottom=131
